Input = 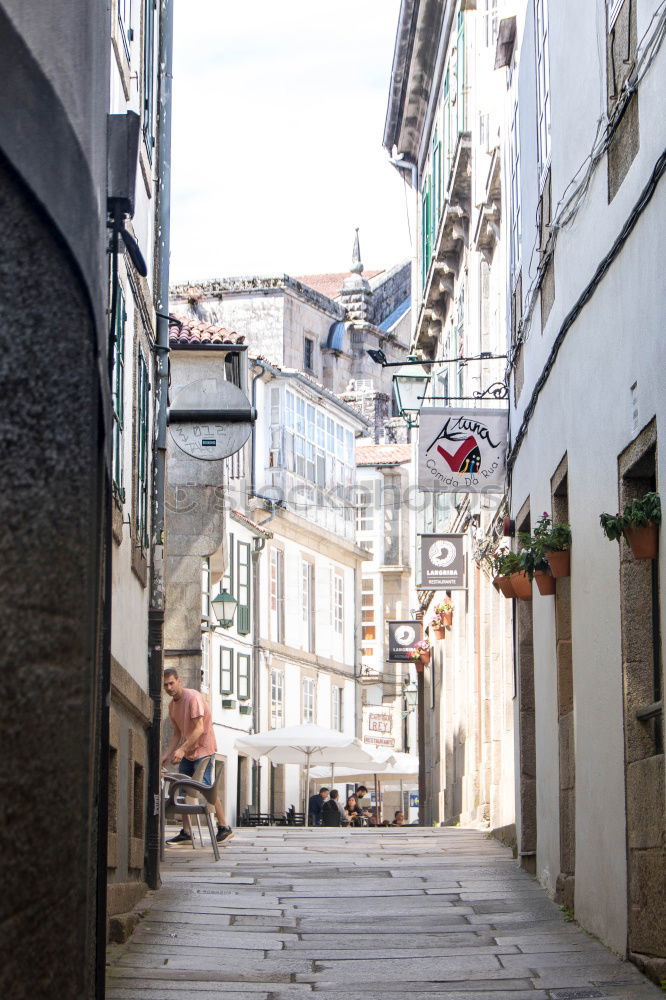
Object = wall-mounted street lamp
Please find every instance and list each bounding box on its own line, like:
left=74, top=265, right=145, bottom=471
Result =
left=392, top=357, right=431, bottom=428
left=369, top=348, right=510, bottom=427
left=211, top=588, right=238, bottom=629
left=403, top=683, right=418, bottom=710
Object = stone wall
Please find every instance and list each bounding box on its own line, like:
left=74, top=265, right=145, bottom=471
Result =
left=0, top=152, right=105, bottom=998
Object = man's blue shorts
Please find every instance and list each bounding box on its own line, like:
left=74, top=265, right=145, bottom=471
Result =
left=178, top=754, right=214, bottom=785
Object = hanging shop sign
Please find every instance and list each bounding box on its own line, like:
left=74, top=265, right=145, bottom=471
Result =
left=362, top=704, right=402, bottom=750
left=387, top=620, right=422, bottom=662
left=418, top=407, right=508, bottom=493
left=419, top=533, right=466, bottom=590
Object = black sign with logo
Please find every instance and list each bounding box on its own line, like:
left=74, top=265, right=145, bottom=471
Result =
left=419, top=533, right=466, bottom=590
left=387, top=620, right=422, bottom=662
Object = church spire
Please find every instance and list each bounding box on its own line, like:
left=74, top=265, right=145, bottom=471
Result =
left=350, top=227, right=364, bottom=275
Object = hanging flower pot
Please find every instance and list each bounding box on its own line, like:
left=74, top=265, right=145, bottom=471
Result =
left=431, top=625, right=446, bottom=640
left=510, top=570, right=532, bottom=601
left=495, top=575, right=516, bottom=599
left=433, top=602, right=453, bottom=627
left=625, top=522, right=659, bottom=559
left=408, top=640, right=431, bottom=666
left=546, top=550, right=570, bottom=578
left=600, top=493, right=661, bottom=560
left=534, top=569, right=556, bottom=596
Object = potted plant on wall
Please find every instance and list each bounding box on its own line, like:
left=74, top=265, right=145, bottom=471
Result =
left=518, top=523, right=556, bottom=597
left=430, top=616, right=446, bottom=641
left=532, top=512, right=572, bottom=578
left=434, top=600, right=453, bottom=628
left=510, top=549, right=533, bottom=601
left=408, top=639, right=431, bottom=666
left=600, top=491, right=661, bottom=559
left=491, top=550, right=522, bottom=598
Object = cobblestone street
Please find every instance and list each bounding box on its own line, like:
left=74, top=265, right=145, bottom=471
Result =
left=106, top=829, right=662, bottom=999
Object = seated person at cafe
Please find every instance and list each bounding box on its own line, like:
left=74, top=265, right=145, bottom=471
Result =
left=322, top=788, right=345, bottom=827
left=345, top=794, right=364, bottom=826
left=308, top=787, right=329, bottom=826
left=391, top=810, right=405, bottom=826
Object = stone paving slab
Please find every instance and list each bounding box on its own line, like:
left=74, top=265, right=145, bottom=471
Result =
left=106, top=829, right=663, bottom=999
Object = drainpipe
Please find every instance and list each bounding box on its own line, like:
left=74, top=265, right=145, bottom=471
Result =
left=250, top=362, right=276, bottom=506
left=145, top=0, right=173, bottom=892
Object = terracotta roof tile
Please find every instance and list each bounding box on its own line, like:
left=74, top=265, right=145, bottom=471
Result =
left=230, top=509, right=273, bottom=537
left=169, top=314, right=246, bottom=348
left=356, top=443, right=412, bottom=466
left=294, top=270, right=384, bottom=300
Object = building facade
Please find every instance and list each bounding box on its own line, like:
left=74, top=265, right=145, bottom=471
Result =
left=106, top=0, right=169, bottom=926
left=0, top=0, right=173, bottom=992
left=355, top=443, right=416, bottom=756
left=170, top=238, right=411, bottom=443
left=165, top=310, right=369, bottom=823
left=384, top=0, right=515, bottom=835
left=504, top=0, right=666, bottom=978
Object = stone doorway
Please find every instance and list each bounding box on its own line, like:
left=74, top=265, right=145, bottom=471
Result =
left=552, top=458, right=576, bottom=909
left=617, top=420, right=665, bottom=980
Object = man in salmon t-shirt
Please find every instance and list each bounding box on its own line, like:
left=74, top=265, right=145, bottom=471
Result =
left=162, top=667, right=233, bottom=845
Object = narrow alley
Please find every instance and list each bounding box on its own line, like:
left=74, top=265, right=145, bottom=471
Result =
left=106, top=829, right=661, bottom=999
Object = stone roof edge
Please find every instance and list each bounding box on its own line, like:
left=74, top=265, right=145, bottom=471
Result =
left=170, top=275, right=345, bottom=321
left=368, top=258, right=411, bottom=291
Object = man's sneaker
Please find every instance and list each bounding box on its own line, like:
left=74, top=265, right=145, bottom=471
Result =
left=216, top=825, right=234, bottom=844
left=166, top=828, right=192, bottom=845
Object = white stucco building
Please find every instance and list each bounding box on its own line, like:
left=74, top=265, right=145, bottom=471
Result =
left=384, top=0, right=515, bottom=836
left=504, top=0, right=666, bottom=975
left=247, top=362, right=369, bottom=816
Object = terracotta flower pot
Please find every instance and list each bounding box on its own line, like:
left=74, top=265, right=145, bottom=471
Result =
left=625, top=522, right=659, bottom=560
left=546, top=550, right=570, bottom=578
left=510, top=570, right=532, bottom=601
left=492, top=576, right=501, bottom=592
left=419, top=650, right=430, bottom=665
left=534, top=570, right=556, bottom=596
left=496, top=575, right=516, bottom=598
left=442, top=611, right=453, bottom=627
left=432, top=626, right=446, bottom=640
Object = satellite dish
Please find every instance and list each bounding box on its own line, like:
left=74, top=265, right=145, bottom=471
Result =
left=168, top=377, right=255, bottom=462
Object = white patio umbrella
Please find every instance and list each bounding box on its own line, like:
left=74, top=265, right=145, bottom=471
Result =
left=235, top=723, right=379, bottom=823
left=310, top=752, right=419, bottom=823
left=310, top=752, right=418, bottom=782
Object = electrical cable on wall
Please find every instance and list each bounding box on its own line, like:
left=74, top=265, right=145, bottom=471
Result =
left=507, top=0, right=666, bottom=377
left=507, top=144, right=666, bottom=475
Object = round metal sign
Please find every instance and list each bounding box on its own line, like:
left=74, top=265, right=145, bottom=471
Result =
left=169, top=378, right=253, bottom=461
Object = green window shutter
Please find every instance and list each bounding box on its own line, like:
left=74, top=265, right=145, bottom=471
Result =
left=135, top=351, right=150, bottom=549
left=222, top=532, right=235, bottom=593
left=237, top=654, right=251, bottom=700
left=220, top=647, right=234, bottom=694
left=112, top=289, right=126, bottom=498
left=237, top=540, right=251, bottom=635
left=142, top=0, right=156, bottom=158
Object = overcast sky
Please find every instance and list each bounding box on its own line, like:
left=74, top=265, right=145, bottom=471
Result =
left=170, top=0, right=411, bottom=283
